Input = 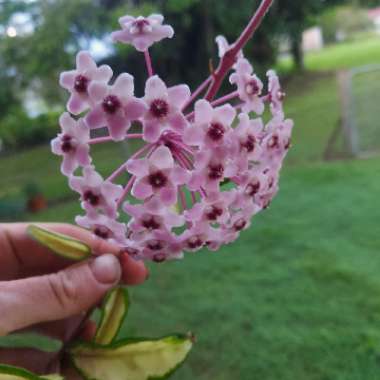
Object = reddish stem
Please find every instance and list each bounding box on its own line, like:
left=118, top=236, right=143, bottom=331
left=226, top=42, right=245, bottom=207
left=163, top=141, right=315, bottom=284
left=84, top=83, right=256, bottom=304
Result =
left=205, top=0, right=274, bottom=101
left=211, top=91, right=239, bottom=107
left=182, top=76, right=212, bottom=111
left=107, top=143, right=154, bottom=182
left=144, top=50, right=154, bottom=77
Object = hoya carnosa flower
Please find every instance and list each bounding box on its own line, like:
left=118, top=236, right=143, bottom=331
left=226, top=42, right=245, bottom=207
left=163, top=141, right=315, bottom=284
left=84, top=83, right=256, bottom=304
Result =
left=69, top=166, right=123, bottom=219
left=184, top=100, right=236, bottom=149
left=262, top=118, right=294, bottom=161
left=54, top=6, right=294, bottom=262
left=111, top=14, right=174, bottom=52
left=127, top=145, right=190, bottom=206
left=267, top=70, right=286, bottom=119
left=184, top=191, right=236, bottom=225
left=51, top=113, right=91, bottom=175
left=76, top=213, right=127, bottom=244
left=189, top=147, right=238, bottom=193
left=85, top=73, right=147, bottom=141
left=142, top=75, right=190, bottom=142
left=59, top=51, right=113, bottom=115
left=139, top=230, right=184, bottom=262
left=124, top=197, right=185, bottom=235
left=230, top=113, right=264, bottom=163
left=230, top=58, right=265, bottom=115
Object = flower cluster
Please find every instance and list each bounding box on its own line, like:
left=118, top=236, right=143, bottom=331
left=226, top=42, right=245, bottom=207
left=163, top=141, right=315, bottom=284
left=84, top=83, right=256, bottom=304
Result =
left=53, top=13, right=293, bottom=262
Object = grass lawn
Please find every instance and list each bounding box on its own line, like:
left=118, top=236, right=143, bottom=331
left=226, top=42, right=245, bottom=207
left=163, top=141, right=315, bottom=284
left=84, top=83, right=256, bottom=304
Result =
left=278, top=35, right=380, bottom=73
left=122, top=157, right=380, bottom=380
left=21, top=156, right=380, bottom=380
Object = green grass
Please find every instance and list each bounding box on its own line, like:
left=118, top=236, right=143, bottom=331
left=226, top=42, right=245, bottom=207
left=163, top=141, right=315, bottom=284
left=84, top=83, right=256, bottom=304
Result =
left=278, top=35, right=380, bottom=73
left=121, top=157, right=380, bottom=380
left=25, top=157, right=380, bottom=379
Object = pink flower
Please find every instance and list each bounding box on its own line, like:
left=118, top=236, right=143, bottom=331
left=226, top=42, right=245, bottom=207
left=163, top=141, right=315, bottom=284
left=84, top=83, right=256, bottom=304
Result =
left=189, top=147, right=238, bottom=193
left=180, top=222, right=221, bottom=253
left=262, top=118, right=293, bottom=161
left=85, top=73, right=147, bottom=141
left=230, top=113, right=264, bottom=163
left=124, top=197, right=185, bottom=235
left=76, top=213, right=127, bottom=244
left=111, top=14, right=174, bottom=52
left=142, top=76, right=190, bottom=142
left=267, top=70, right=285, bottom=118
left=221, top=202, right=259, bottom=244
left=184, top=191, right=236, bottom=225
left=51, top=113, right=91, bottom=175
left=59, top=51, right=113, bottom=115
left=127, top=146, right=190, bottom=206
left=139, top=230, right=184, bottom=262
left=184, top=100, right=236, bottom=149
left=230, top=58, right=264, bottom=114
left=70, top=166, right=123, bottom=218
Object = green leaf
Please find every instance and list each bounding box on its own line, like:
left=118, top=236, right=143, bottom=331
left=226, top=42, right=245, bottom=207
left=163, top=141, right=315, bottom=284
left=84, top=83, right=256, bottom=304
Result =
left=94, top=286, right=129, bottom=345
left=70, top=335, right=194, bottom=380
left=0, top=332, right=62, bottom=353
left=27, top=225, right=91, bottom=261
left=0, top=365, right=63, bottom=380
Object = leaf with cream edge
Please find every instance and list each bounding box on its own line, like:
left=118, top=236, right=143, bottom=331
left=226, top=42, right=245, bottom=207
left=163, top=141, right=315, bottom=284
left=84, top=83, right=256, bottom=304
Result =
left=70, top=335, right=194, bottom=380
left=0, top=365, right=64, bottom=380
left=27, top=225, right=91, bottom=261
left=94, top=286, right=130, bottom=345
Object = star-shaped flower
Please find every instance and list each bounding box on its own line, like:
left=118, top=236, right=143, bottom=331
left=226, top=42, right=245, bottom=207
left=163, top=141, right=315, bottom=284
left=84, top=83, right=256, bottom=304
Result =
left=127, top=145, right=190, bottom=206
left=59, top=51, right=113, bottom=115
left=111, top=14, right=174, bottom=52
left=230, top=58, right=264, bottom=115
left=70, top=166, right=123, bottom=218
left=85, top=73, right=147, bottom=141
left=142, top=76, right=190, bottom=142
left=51, top=113, right=91, bottom=175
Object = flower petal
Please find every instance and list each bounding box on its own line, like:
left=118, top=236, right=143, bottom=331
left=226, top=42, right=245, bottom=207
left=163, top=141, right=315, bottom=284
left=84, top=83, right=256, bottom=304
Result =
left=168, top=85, right=191, bottom=109
left=132, top=178, right=153, bottom=200
left=194, top=100, right=213, bottom=125
left=160, top=185, right=177, bottom=206
left=126, top=159, right=150, bottom=177
left=125, top=98, right=148, bottom=120
left=149, top=146, right=174, bottom=170
left=76, top=51, right=96, bottom=72
left=145, top=75, right=168, bottom=101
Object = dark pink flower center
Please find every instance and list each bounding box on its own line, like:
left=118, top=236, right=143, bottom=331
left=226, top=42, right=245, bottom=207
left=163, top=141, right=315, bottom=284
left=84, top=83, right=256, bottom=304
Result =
left=153, top=253, right=166, bottom=263
left=187, top=235, right=204, bottom=250
left=267, top=134, right=279, bottom=149
left=61, top=135, right=75, bottom=153
left=205, top=205, right=223, bottom=221
left=94, top=226, right=111, bottom=239
left=148, top=171, right=168, bottom=189
left=150, top=99, right=169, bottom=119
left=245, top=180, right=260, bottom=197
left=245, top=80, right=260, bottom=96
left=234, top=218, right=247, bottom=231
left=241, top=135, right=256, bottom=153
left=133, top=19, right=150, bottom=33
left=142, top=216, right=161, bottom=230
left=74, top=75, right=89, bottom=93
left=83, top=190, right=101, bottom=206
left=103, top=95, right=121, bottom=114
left=207, top=123, right=225, bottom=142
left=148, top=240, right=164, bottom=251
left=208, top=164, right=224, bottom=180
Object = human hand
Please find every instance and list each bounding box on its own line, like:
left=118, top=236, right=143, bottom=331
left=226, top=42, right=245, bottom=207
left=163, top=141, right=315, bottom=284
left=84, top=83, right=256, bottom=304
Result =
left=0, top=223, right=147, bottom=375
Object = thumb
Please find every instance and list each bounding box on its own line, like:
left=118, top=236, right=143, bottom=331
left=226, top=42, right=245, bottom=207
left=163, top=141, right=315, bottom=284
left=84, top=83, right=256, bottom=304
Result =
left=0, top=254, right=121, bottom=336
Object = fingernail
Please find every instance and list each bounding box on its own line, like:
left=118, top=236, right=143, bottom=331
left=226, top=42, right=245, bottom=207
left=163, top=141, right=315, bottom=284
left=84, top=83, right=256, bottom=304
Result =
left=90, top=254, right=121, bottom=285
